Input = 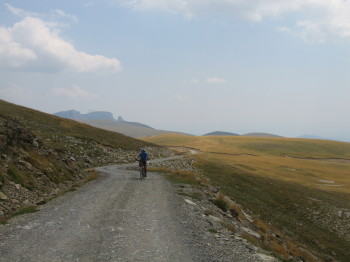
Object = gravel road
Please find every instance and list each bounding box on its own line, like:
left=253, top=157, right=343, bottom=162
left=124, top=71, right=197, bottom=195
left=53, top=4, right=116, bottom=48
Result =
left=0, top=157, right=274, bottom=262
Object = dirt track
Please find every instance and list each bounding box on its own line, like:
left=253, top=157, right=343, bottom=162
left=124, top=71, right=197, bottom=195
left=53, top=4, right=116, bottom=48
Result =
left=0, top=158, right=272, bottom=262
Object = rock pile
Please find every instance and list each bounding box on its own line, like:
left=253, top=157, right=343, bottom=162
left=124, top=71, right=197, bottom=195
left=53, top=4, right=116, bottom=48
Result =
left=149, top=157, right=195, bottom=171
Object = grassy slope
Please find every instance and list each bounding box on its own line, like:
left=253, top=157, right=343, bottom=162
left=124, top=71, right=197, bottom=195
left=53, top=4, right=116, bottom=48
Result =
left=0, top=99, right=150, bottom=150
left=0, top=100, right=154, bottom=192
left=144, top=134, right=350, bottom=261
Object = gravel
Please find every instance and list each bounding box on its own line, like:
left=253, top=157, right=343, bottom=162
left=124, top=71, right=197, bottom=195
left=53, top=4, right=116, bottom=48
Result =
left=0, top=157, right=276, bottom=262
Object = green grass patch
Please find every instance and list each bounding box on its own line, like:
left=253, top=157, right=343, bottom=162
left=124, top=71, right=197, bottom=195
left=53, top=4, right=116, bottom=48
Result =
left=208, top=228, right=218, bottom=234
left=0, top=206, right=39, bottom=224
left=7, top=167, right=24, bottom=186
left=213, top=196, right=229, bottom=212
left=9, top=206, right=38, bottom=218
left=6, top=166, right=34, bottom=190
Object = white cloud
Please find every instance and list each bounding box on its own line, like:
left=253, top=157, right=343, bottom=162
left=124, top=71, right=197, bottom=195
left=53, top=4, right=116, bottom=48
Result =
left=52, top=85, right=98, bottom=99
left=4, top=3, right=40, bottom=17
left=118, top=0, right=350, bottom=41
left=53, top=9, right=78, bottom=22
left=206, top=77, right=227, bottom=84
left=0, top=27, right=37, bottom=67
left=0, top=16, right=122, bottom=73
left=5, top=3, right=78, bottom=22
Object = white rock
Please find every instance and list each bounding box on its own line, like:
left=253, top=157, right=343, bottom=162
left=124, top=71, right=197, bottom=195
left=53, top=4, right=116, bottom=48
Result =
left=15, top=184, right=21, bottom=190
left=242, top=227, right=261, bottom=239
left=338, top=211, right=343, bottom=218
left=0, top=192, right=8, bottom=200
left=256, top=253, right=277, bottom=261
left=33, top=140, right=39, bottom=148
left=185, top=199, right=197, bottom=206
left=208, top=215, right=221, bottom=222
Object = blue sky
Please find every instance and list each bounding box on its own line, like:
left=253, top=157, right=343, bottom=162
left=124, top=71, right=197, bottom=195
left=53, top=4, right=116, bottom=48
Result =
left=0, top=0, right=349, bottom=141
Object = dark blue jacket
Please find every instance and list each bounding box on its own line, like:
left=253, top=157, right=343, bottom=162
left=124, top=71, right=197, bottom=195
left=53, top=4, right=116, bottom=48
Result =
left=139, top=151, right=148, bottom=161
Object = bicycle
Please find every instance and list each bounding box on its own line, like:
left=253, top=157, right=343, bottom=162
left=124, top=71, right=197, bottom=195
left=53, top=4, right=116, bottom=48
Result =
left=139, top=161, right=146, bottom=180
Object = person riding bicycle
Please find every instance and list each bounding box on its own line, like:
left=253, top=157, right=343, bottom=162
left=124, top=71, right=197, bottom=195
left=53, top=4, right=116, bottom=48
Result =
left=137, top=149, right=149, bottom=177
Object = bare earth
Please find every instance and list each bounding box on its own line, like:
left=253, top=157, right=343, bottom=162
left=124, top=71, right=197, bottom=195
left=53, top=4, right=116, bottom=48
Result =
left=0, top=158, right=273, bottom=262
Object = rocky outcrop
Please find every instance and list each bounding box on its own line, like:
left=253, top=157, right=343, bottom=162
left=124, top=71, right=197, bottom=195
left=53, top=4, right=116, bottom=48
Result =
left=54, top=110, right=115, bottom=121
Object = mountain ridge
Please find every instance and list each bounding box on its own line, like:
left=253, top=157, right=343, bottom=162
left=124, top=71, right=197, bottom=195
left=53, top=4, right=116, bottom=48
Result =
left=54, top=110, right=151, bottom=128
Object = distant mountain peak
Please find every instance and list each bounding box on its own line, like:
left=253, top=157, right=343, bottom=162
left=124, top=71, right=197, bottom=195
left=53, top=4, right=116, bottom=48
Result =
left=54, top=110, right=152, bottom=129
left=117, top=116, right=126, bottom=122
left=54, top=110, right=114, bottom=121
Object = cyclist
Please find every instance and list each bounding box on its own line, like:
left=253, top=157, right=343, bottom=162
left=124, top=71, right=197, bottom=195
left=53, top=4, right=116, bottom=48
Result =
left=137, top=149, right=149, bottom=177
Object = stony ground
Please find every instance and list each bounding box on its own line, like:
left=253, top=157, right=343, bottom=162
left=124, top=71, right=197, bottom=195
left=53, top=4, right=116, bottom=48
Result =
left=0, top=157, right=276, bottom=262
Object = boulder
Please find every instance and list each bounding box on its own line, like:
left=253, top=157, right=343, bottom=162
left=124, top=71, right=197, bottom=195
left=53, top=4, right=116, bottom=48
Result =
left=33, top=139, right=39, bottom=148
left=210, top=186, right=219, bottom=193
left=0, top=191, right=8, bottom=200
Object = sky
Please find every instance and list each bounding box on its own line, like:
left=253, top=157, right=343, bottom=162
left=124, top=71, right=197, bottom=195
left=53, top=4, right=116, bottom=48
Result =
left=0, top=0, right=349, bottom=142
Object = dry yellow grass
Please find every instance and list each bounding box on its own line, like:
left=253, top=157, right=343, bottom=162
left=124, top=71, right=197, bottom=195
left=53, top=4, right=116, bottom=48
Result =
left=144, top=134, right=350, bottom=194
left=144, top=134, right=350, bottom=261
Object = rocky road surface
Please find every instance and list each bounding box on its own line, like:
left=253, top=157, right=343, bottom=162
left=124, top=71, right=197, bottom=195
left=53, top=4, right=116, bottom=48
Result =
left=0, top=157, right=274, bottom=262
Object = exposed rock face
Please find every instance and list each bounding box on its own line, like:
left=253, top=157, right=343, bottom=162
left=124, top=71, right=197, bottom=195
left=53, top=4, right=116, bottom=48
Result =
left=0, top=116, right=172, bottom=217
left=54, top=110, right=115, bottom=121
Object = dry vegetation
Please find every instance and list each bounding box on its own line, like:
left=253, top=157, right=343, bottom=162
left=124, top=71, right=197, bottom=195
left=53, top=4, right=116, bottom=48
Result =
left=0, top=99, right=166, bottom=218
left=144, top=134, right=350, bottom=261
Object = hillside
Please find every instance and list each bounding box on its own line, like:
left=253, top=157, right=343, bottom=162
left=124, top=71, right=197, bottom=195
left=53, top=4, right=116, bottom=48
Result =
left=143, top=134, right=350, bottom=261
left=242, top=132, right=282, bottom=137
left=0, top=100, right=170, bottom=218
left=203, top=131, right=239, bottom=136
left=75, top=119, right=178, bottom=138
left=54, top=110, right=189, bottom=138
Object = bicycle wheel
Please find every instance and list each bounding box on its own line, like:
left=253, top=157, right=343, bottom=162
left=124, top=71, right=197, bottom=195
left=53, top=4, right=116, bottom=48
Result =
left=142, top=166, right=146, bottom=179
left=140, top=167, right=144, bottom=180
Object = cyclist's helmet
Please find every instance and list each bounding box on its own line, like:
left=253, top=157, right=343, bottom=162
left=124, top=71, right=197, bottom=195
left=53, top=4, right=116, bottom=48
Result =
left=141, top=148, right=146, bottom=153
